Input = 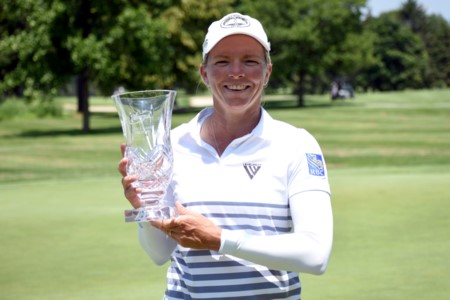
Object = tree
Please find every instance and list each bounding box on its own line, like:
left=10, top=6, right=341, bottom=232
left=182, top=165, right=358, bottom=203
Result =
left=1, top=0, right=175, bottom=132
left=398, top=0, right=450, bottom=88
left=1, top=0, right=239, bottom=131
left=238, top=0, right=369, bottom=106
left=366, top=12, right=428, bottom=91
left=421, top=15, right=450, bottom=87
left=0, top=0, right=68, bottom=100
left=322, top=28, right=377, bottom=93
left=46, top=0, right=176, bottom=132
left=398, top=0, right=427, bottom=33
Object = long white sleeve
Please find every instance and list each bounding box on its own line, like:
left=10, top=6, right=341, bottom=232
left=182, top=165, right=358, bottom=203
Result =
left=137, top=185, right=178, bottom=265
left=138, top=222, right=177, bottom=265
left=219, top=190, right=333, bottom=274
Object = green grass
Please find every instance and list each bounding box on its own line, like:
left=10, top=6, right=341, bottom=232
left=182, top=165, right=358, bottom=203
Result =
left=0, top=178, right=167, bottom=300
left=1, top=89, right=450, bottom=299
left=302, top=168, right=450, bottom=299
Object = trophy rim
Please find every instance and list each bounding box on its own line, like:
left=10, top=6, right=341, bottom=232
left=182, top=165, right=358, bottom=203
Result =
left=112, top=89, right=176, bottom=99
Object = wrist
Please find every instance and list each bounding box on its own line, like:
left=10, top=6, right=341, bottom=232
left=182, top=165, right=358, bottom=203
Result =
left=219, top=229, right=246, bottom=254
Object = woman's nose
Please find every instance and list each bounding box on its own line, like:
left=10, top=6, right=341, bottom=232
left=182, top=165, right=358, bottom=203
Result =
left=228, top=62, right=245, bottom=79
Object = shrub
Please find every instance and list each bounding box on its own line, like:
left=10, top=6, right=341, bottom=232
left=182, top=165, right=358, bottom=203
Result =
left=0, top=98, right=63, bottom=121
left=0, top=98, right=29, bottom=121
left=30, top=100, right=63, bottom=118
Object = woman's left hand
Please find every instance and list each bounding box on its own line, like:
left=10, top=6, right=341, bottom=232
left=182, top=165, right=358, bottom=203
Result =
left=151, top=202, right=222, bottom=251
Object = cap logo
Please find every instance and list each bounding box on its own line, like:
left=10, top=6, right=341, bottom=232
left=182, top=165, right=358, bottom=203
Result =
left=221, top=14, right=250, bottom=28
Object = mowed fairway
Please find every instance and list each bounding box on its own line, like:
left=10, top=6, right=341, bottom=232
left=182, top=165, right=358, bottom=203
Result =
left=1, top=89, right=449, bottom=299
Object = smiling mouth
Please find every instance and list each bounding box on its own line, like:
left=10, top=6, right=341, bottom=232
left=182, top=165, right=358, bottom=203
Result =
left=225, top=85, right=249, bottom=91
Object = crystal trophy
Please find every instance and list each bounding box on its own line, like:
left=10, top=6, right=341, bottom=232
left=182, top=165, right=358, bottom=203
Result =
left=112, top=90, right=177, bottom=222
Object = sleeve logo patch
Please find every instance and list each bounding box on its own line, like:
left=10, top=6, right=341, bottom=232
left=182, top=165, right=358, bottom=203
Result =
left=306, top=153, right=325, bottom=176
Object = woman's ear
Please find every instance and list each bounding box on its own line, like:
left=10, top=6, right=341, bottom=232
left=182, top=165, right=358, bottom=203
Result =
left=200, top=64, right=209, bottom=86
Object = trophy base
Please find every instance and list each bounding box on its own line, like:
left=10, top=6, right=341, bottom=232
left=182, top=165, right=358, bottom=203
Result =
left=125, top=205, right=177, bottom=223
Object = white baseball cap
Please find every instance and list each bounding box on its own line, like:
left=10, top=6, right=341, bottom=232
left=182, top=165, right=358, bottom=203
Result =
left=202, top=12, right=271, bottom=60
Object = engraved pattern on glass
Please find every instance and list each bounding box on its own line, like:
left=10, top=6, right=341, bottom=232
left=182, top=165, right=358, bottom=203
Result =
left=112, top=90, right=177, bottom=222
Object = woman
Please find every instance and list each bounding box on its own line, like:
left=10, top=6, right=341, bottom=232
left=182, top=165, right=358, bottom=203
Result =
left=119, top=12, right=333, bottom=300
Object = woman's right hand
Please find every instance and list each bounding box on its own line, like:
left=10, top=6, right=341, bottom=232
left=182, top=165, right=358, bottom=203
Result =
left=119, top=144, right=141, bottom=209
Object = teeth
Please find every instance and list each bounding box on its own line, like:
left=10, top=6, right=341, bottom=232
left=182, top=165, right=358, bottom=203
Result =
left=227, top=85, right=246, bottom=90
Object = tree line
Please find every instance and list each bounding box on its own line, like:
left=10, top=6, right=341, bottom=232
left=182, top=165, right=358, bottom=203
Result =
left=1, top=0, right=449, bottom=131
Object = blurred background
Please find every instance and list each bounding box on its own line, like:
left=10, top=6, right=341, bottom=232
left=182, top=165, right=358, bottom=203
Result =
left=1, top=0, right=449, bottom=129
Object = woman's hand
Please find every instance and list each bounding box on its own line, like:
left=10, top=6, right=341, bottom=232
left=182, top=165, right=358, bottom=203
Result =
left=151, top=202, right=222, bottom=251
left=118, top=144, right=141, bottom=209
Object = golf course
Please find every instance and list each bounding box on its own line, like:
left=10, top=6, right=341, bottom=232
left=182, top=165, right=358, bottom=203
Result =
left=1, top=89, right=449, bottom=299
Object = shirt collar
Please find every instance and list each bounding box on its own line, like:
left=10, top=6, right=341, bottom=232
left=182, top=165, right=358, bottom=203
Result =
left=188, top=106, right=274, bottom=143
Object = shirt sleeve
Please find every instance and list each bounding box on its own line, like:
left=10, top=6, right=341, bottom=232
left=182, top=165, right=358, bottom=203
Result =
left=219, top=190, right=333, bottom=274
left=138, top=222, right=177, bottom=265
left=137, top=185, right=178, bottom=265
left=288, top=128, right=331, bottom=196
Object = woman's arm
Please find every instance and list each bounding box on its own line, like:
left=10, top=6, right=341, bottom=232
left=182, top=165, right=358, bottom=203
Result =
left=138, top=222, right=177, bottom=265
left=151, top=191, right=333, bottom=274
left=118, top=144, right=177, bottom=265
left=219, top=190, right=333, bottom=274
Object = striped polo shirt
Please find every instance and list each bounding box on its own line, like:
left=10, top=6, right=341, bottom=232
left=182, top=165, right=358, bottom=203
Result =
left=163, top=107, right=329, bottom=299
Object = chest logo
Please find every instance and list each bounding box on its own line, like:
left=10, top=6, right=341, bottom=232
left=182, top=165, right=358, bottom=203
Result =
left=243, top=163, right=261, bottom=180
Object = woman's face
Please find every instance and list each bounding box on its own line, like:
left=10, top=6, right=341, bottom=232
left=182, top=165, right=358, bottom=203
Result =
left=200, top=34, right=272, bottom=113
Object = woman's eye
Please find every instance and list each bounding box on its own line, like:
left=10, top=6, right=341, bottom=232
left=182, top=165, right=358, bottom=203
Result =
left=245, top=60, right=259, bottom=65
left=215, top=61, right=228, bottom=66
